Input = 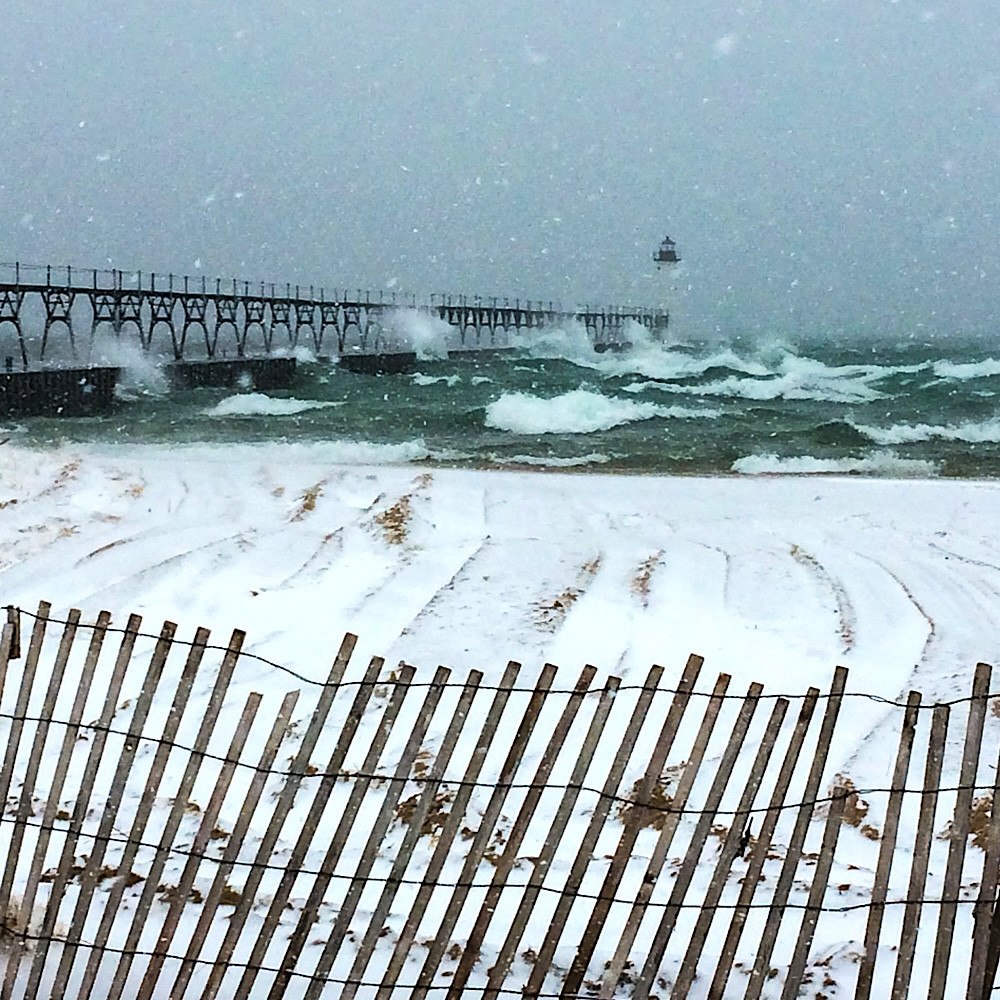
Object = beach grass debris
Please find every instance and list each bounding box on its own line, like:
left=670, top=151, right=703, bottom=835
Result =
left=374, top=494, right=413, bottom=544
left=291, top=481, right=324, bottom=520
left=533, top=587, right=580, bottom=629
left=617, top=774, right=676, bottom=831
left=631, top=550, right=663, bottom=605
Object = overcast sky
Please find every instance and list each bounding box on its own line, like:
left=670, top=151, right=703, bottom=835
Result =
left=2, top=1, right=998, bottom=340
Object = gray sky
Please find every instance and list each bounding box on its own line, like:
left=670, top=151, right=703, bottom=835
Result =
left=2, top=1, right=998, bottom=340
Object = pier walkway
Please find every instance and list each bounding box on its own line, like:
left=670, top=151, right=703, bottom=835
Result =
left=0, top=262, right=668, bottom=368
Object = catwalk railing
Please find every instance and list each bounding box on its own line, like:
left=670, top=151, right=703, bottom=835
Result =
left=0, top=262, right=669, bottom=366
left=1, top=602, right=1000, bottom=998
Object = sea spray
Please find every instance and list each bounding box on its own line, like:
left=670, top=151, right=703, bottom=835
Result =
left=387, top=308, right=451, bottom=360
left=89, top=335, right=169, bottom=399
left=512, top=319, right=596, bottom=363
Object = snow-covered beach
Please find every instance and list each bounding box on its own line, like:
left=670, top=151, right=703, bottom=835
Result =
left=3, top=441, right=1000, bottom=996
left=3, top=442, right=997, bottom=709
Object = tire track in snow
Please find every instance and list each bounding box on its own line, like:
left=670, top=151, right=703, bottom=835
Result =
left=789, top=543, right=857, bottom=653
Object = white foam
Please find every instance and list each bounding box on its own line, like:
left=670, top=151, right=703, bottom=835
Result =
left=489, top=452, right=612, bottom=467
left=166, top=437, right=434, bottom=465
left=598, top=344, right=772, bottom=383
left=292, top=343, right=319, bottom=363
left=203, top=393, right=344, bottom=417
left=313, top=438, right=433, bottom=464
left=484, top=389, right=711, bottom=435
left=645, top=355, right=887, bottom=403
left=614, top=347, right=927, bottom=404
left=854, top=415, right=1000, bottom=445
left=733, top=450, right=940, bottom=477
left=412, top=373, right=461, bottom=387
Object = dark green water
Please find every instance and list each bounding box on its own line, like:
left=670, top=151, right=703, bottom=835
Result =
left=7, top=329, right=1000, bottom=477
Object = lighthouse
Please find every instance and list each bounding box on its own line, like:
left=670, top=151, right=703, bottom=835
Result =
left=653, top=236, right=681, bottom=268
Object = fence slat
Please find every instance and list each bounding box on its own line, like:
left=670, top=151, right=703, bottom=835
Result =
left=484, top=674, right=621, bottom=999
left=671, top=696, right=789, bottom=998
left=136, top=691, right=262, bottom=1000
left=928, top=661, right=991, bottom=1000
left=411, top=662, right=559, bottom=999
left=197, top=633, right=359, bottom=1000
left=523, top=664, right=666, bottom=1000
left=970, top=683, right=1000, bottom=1000
left=706, top=687, right=820, bottom=1000
left=855, top=689, right=922, bottom=1000
left=447, top=665, right=598, bottom=998
left=892, top=702, right=950, bottom=999
left=0, top=607, right=79, bottom=950
left=229, top=650, right=384, bottom=995
left=560, top=653, right=705, bottom=997
left=0, top=610, right=110, bottom=1000
left=48, top=617, right=176, bottom=995
left=23, top=612, right=141, bottom=995
left=778, top=780, right=848, bottom=999
left=85, top=625, right=212, bottom=1000
left=341, top=669, right=485, bottom=1000
left=0, top=601, right=50, bottom=844
left=169, top=689, right=299, bottom=1000
left=604, top=672, right=737, bottom=997
left=3, top=604, right=20, bottom=662
left=743, top=665, right=848, bottom=1000
left=0, top=620, right=14, bottom=709
left=376, top=660, right=522, bottom=1000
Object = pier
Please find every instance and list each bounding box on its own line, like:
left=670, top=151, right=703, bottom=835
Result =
left=0, top=261, right=669, bottom=415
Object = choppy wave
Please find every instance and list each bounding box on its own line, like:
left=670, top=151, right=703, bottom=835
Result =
left=307, top=438, right=437, bottom=464
left=626, top=355, right=892, bottom=403
left=484, top=389, right=712, bottom=434
left=733, top=450, right=940, bottom=477
left=412, top=373, right=461, bottom=387
left=599, top=345, right=772, bottom=383
left=513, top=320, right=601, bottom=366
left=933, top=358, right=1000, bottom=381
left=852, top=415, right=1000, bottom=445
left=488, top=452, right=612, bottom=468
left=204, top=393, right=344, bottom=417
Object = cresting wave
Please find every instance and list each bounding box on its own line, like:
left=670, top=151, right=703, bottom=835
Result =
left=483, top=389, right=715, bottom=435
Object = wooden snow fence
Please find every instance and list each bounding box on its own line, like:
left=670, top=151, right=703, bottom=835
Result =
left=2, top=602, right=1000, bottom=998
